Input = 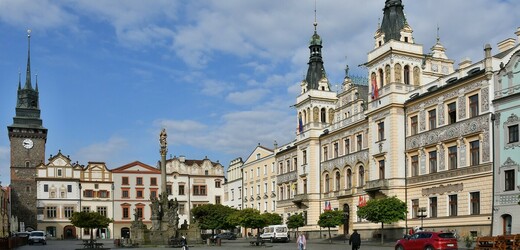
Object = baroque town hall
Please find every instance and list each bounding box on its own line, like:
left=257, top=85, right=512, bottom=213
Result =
left=6, top=0, right=520, bottom=240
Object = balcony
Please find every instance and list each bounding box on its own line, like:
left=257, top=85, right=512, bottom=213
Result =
left=337, top=188, right=354, bottom=198
left=277, top=171, right=297, bottom=184
left=299, top=164, right=309, bottom=177
left=364, top=179, right=390, bottom=192
left=292, top=193, right=309, bottom=208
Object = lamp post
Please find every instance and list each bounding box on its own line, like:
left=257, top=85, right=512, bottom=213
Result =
left=417, top=207, right=427, bottom=228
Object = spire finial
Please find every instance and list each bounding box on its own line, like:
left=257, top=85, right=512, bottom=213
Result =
left=436, top=24, right=440, bottom=43
left=313, top=0, right=317, bottom=32
left=35, top=73, right=39, bottom=91
left=18, top=70, right=21, bottom=90
left=24, top=29, right=32, bottom=90
left=378, top=18, right=381, bottom=29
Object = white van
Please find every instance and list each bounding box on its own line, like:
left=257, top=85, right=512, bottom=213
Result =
left=260, top=225, right=289, bottom=242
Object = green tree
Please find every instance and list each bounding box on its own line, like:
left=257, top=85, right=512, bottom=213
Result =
left=317, top=210, right=343, bottom=243
left=357, top=196, right=407, bottom=245
left=287, top=213, right=305, bottom=239
left=228, top=208, right=267, bottom=240
left=70, top=211, right=112, bottom=242
left=261, top=212, right=282, bottom=225
left=191, top=204, right=237, bottom=236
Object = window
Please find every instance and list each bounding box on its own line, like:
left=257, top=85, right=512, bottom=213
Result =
left=98, top=190, right=108, bottom=198
left=215, top=196, right=221, bottom=204
left=428, top=109, right=437, bottom=129
left=179, top=185, right=185, bottom=195
left=215, top=181, right=221, bottom=188
left=333, top=142, right=339, bottom=158
left=509, top=125, right=519, bottom=143
left=67, top=185, right=72, bottom=192
left=335, top=172, right=340, bottom=191
left=84, top=190, right=94, bottom=198
left=122, top=177, right=129, bottom=185
left=166, top=185, right=172, bottom=195
left=122, top=189, right=129, bottom=198
left=94, top=184, right=99, bottom=189
left=122, top=207, right=129, bottom=219
left=256, top=153, right=261, bottom=160
left=429, top=151, right=437, bottom=173
left=358, top=166, right=365, bottom=186
left=264, top=183, right=268, bottom=193
left=97, top=206, right=107, bottom=217
left=193, top=185, right=207, bottom=196
left=449, top=194, right=457, bottom=216
left=136, top=177, right=143, bottom=186
left=64, top=206, right=74, bottom=218
left=470, top=192, right=480, bottom=215
left=264, top=165, right=267, bottom=175
left=404, top=65, right=410, bottom=85
left=205, top=170, right=209, bottom=176
left=469, top=94, right=479, bottom=118
left=324, top=174, right=330, bottom=193
left=136, top=207, right=143, bottom=219
left=346, top=169, right=352, bottom=189
left=323, top=146, right=328, bottom=161
left=136, top=189, right=144, bottom=198
left=257, top=185, right=260, bottom=195
left=448, top=146, right=458, bottom=170
left=411, top=155, right=419, bottom=177
left=378, top=122, right=385, bottom=141
left=412, top=199, right=419, bottom=218
left=429, top=197, right=437, bottom=218
left=470, top=140, right=480, bottom=166
left=57, top=169, right=62, bottom=177
left=448, top=102, right=457, bottom=124
left=257, top=166, right=260, bottom=177
left=46, top=206, right=57, bottom=218
left=344, top=139, right=350, bottom=154
left=179, top=204, right=185, bottom=215
left=82, top=207, right=90, bottom=213
left=411, top=116, right=418, bottom=135
left=293, top=158, right=297, bottom=171
left=150, top=190, right=157, bottom=198
left=44, top=184, right=48, bottom=192
left=279, top=162, right=283, bottom=174
left=150, top=177, right=157, bottom=186
left=357, top=135, right=362, bottom=150
left=379, top=160, right=385, bottom=179
left=505, top=170, right=515, bottom=191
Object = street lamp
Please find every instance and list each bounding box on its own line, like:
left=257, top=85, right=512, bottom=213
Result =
left=417, top=207, right=427, bottom=228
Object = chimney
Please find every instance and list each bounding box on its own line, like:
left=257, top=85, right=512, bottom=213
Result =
left=497, top=38, right=516, bottom=53
left=179, top=155, right=185, bottom=163
left=458, top=58, right=472, bottom=70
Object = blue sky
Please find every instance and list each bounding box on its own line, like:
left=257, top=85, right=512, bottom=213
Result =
left=1, top=0, right=519, bottom=185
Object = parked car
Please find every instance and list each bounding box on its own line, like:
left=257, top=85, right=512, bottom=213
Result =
left=28, top=231, right=47, bottom=245
left=15, top=232, right=30, bottom=238
left=395, top=231, right=457, bottom=250
left=213, top=232, right=237, bottom=240
left=260, top=225, right=289, bottom=242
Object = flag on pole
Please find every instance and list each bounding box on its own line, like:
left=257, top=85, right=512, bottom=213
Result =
left=371, top=75, right=379, bottom=99
left=324, top=201, right=332, bottom=211
left=298, top=117, right=303, bottom=133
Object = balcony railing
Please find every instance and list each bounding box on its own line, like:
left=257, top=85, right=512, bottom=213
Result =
left=364, top=179, right=390, bottom=191
left=277, top=171, right=297, bottom=184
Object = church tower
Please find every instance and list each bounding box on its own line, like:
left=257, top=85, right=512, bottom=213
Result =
left=8, top=31, right=47, bottom=231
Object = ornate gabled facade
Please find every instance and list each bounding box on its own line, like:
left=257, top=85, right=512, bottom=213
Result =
left=111, top=161, right=161, bottom=239
left=8, top=31, right=47, bottom=231
left=164, top=156, right=225, bottom=226
left=36, top=151, right=82, bottom=239
left=492, top=29, right=520, bottom=235
left=80, top=161, right=114, bottom=239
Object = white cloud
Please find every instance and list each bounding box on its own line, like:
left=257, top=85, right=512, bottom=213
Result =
left=74, top=136, right=128, bottom=164
left=200, top=79, right=232, bottom=96
left=226, top=89, right=269, bottom=105
left=0, top=0, right=77, bottom=30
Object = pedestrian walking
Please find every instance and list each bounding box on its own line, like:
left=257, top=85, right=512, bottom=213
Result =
left=349, top=229, right=361, bottom=250
left=297, top=232, right=306, bottom=250
left=180, top=235, right=188, bottom=250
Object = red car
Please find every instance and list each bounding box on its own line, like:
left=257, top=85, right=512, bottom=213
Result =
left=395, top=231, right=458, bottom=250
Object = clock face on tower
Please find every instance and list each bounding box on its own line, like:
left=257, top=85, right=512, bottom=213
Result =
left=23, top=138, right=34, bottom=149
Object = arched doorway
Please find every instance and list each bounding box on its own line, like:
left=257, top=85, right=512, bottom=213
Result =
left=343, top=203, right=350, bottom=236
left=121, top=227, right=130, bottom=239
left=63, top=225, right=76, bottom=239
left=502, top=214, right=512, bottom=235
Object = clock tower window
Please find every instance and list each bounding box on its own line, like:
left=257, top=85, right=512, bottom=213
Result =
left=25, top=161, right=30, bottom=167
